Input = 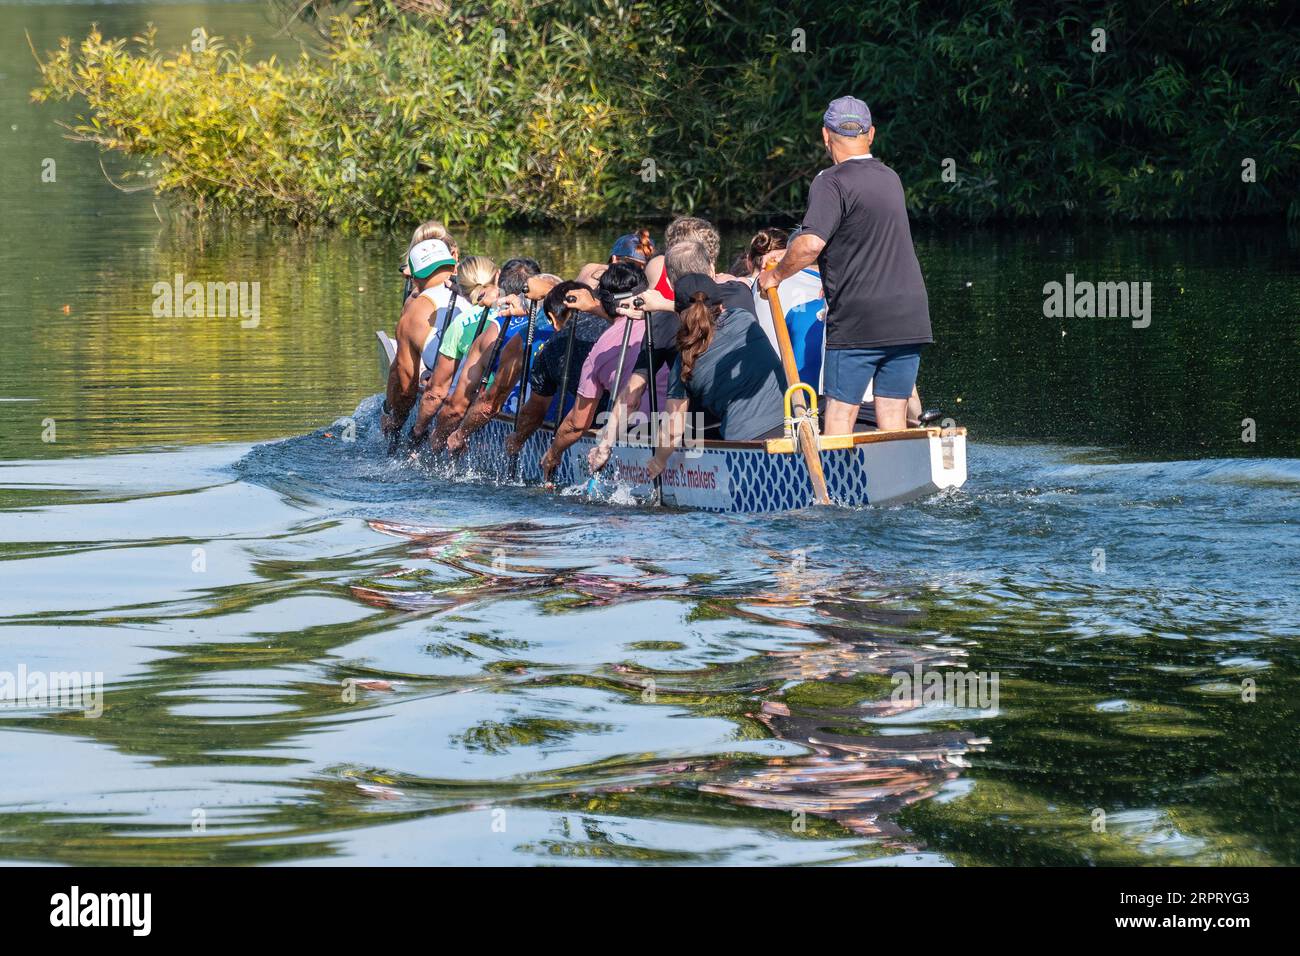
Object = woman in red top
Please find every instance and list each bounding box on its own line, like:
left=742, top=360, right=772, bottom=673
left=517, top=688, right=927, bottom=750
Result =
left=642, top=216, right=719, bottom=303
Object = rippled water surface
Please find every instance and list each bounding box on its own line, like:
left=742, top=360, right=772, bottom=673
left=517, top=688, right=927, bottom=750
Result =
left=1, top=2, right=1298, bottom=865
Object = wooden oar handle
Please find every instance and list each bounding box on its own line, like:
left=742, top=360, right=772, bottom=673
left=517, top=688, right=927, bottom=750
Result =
left=762, top=264, right=804, bottom=390
left=762, top=264, right=831, bottom=505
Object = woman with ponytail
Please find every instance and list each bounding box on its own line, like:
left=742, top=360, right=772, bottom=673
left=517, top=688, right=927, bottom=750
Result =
left=675, top=289, right=718, bottom=386
left=645, top=272, right=789, bottom=480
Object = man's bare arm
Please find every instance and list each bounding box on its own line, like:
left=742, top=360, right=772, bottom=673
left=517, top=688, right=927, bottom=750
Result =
left=458, top=337, right=523, bottom=441
left=764, top=232, right=826, bottom=287
left=605, top=371, right=647, bottom=438
left=411, top=353, right=457, bottom=439
left=540, top=396, right=598, bottom=476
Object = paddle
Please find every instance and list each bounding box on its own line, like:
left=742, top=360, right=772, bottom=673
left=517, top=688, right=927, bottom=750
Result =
left=640, top=303, right=663, bottom=504
left=545, top=307, right=579, bottom=429
left=585, top=310, right=636, bottom=499
left=537, top=304, right=577, bottom=492
left=763, top=268, right=831, bottom=505
left=508, top=299, right=539, bottom=481
left=468, top=295, right=517, bottom=407
left=431, top=285, right=460, bottom=363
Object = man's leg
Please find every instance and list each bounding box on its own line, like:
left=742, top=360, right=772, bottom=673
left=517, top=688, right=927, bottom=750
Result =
left=821, top=348, right=878, bottom=436
left=822, top=398, right=860, bottom=436
left=873, top=396, right=909, bottom=431
left=906, top=386, right=922, bottom=427
left=872, top=346, right=922, bottom=431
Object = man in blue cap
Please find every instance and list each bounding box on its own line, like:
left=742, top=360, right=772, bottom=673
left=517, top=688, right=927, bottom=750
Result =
left=759, top=96, right=931, bottom=434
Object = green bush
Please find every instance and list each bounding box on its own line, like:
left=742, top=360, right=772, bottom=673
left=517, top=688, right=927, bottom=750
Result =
left=33, top=6, right=633, bottom=228
left=628, top=0, right=1300, bottom=224
left=34, top=0, right=1300, bottom=227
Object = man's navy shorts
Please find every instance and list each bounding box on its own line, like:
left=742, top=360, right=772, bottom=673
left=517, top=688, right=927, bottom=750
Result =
left=823, top=344, right=923, bottom=403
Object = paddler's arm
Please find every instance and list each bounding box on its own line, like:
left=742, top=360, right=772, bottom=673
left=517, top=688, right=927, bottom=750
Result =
left=433, top=324, right=499, bottom=442
left=562, top=286, right=608, bottom=320
left=411, top=352, right=457, bottom=441
left=645, top=398, right=689, bottom=479
left=540, top=395, right=598, bottom=479
left=588, top=370, right=648, bottom=473
left=591, top=297, right=662, bottom=471
left=636, top=288, right=673, bottom=313
left=448, top=396, right=493, bottom=453
left=505, top=392, right=553, bottom=455
left=383, top=310, right=424, bottom=434
left=575, top=262, right=606, bottom=288
left=526, top=274, right=560, bottom=303
left=454, top=325, right=500, bottom=409
left=449, top=334, right=527, bottom=452
left=757, top=231, right=824, bottom=292
left=643, top=255, right=666, bottom=294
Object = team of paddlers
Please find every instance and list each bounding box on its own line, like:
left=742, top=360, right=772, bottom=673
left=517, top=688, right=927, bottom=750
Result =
left=380, top=95, right=936, bottom=484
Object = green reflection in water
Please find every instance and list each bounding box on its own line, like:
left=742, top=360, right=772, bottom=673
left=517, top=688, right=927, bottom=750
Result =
left=1, top=2, right=1296, bottom=868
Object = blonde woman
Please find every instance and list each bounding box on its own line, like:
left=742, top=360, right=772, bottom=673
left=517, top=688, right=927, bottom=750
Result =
left=407, top=254, right=497, bottom=444
left=401, top=221, right=459, bottom=301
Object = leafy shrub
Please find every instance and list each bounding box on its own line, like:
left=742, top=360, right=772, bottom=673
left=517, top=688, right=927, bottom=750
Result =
left=34, top=0, right=1300, bottom=227
left=33, top=7, right=631, bottom=228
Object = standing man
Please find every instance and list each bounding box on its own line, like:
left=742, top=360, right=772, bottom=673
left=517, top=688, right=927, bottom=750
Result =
left=759, top=96, right=932, bottom=434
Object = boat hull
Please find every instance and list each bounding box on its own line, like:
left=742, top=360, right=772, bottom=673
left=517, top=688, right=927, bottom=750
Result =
left=466, top=417, right=967, bottom=512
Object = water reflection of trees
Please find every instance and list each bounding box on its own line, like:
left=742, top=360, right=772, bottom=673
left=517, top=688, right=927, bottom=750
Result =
left=2, top=518, right=987, bottom=863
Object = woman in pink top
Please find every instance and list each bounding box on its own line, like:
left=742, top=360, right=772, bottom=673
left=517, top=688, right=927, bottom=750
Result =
left=539, top=264, right=667, bottom=480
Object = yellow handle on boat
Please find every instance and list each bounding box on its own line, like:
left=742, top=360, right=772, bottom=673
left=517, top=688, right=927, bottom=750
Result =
left=783, top=383, right=819, bottom=439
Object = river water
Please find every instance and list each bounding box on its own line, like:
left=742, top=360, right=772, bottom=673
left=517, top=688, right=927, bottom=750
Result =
left=1, top=2, right=1297, bottom=865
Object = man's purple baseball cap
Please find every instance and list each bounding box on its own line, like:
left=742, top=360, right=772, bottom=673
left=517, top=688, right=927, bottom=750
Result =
left=823, top=96, right=872, bottom=136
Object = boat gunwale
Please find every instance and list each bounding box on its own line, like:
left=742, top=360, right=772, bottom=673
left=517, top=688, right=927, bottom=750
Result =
left=489, top=411, right=965, bottom=454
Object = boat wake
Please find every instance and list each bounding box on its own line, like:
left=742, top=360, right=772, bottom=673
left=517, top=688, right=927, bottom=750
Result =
left=234, top=393, right=665, bottom=512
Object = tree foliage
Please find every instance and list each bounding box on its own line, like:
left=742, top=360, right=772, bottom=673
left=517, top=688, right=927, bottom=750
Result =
left=33, top=0, right=1300, bottom=227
